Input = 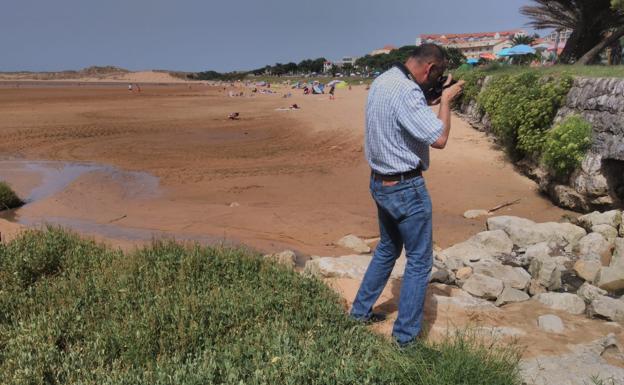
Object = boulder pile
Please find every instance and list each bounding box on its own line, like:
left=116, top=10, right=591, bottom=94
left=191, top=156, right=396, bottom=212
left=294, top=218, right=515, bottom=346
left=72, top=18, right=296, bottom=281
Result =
left=305, top=210, right=624, bottom=324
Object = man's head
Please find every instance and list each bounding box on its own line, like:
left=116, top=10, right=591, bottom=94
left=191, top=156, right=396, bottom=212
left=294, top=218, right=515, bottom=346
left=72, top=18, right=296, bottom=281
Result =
left=405, top=44, right=448, bottom=89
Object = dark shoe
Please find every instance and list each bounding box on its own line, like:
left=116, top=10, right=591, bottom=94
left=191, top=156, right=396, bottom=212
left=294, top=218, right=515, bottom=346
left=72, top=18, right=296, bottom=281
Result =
left=365, top=312, right=387, bottom=324
left=351, top=312, right=387, bottom=324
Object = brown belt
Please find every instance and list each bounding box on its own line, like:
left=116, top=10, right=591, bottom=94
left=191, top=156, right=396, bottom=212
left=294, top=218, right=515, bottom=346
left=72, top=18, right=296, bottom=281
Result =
left=372, top=168, right=422, bottom=182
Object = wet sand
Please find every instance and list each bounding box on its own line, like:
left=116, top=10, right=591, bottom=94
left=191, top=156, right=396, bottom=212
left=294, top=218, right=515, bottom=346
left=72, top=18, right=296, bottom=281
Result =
left=0, top=82, right=571, bottom=255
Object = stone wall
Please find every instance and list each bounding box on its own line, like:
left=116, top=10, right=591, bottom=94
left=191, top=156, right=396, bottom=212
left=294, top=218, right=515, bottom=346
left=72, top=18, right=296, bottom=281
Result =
left=458, top=76, right=624, bottom=213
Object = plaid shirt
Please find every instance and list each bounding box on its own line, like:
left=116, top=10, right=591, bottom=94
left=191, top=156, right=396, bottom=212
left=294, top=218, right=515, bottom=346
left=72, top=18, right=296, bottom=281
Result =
left=365, top=66, right=444, bottom=175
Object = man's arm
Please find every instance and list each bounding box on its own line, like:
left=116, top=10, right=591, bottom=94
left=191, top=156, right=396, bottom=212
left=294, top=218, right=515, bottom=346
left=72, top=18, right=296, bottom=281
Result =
left=431, top=79, right=465, bottom=149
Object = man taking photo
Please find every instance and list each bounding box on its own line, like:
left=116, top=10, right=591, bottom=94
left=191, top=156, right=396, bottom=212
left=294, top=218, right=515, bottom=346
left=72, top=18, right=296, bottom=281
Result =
left=350, top=44, right=465, bottom=347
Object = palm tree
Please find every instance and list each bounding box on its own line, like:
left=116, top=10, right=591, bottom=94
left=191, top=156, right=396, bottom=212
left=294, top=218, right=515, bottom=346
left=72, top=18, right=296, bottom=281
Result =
left=520, top=0, right=624, bottom=64
left=511, top=34, right=537, bottom=46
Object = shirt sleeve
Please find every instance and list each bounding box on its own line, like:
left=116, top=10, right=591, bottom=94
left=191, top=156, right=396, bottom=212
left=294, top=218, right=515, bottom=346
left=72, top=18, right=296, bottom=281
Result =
left=396, top=86, right=444, bottom=145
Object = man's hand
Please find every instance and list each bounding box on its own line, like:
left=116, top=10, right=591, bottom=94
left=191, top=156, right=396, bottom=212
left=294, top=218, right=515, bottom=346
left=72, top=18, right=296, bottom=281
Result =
left=441, top=75, right=465, bottom=104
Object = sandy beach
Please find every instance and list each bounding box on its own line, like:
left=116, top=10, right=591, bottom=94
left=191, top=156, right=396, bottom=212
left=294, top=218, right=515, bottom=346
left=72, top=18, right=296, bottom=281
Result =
left=0, top=80, right=571, bottom=255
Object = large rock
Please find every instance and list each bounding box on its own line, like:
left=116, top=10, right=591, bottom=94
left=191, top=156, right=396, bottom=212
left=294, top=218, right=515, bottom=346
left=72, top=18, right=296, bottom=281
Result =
left=535, top=292, right=586, bottom=315
left=573, top=260, right=601, bottom=283
left=472, top=260, right=531, bottom=290
left=592, top=224, right=619, bottom=242
left=495, top=285, right=530, bottom=307
left=595, top=266, right=624, bottom=292
left=335, top=234, right=371, bottom=254
left=487, top=216, right=586, bottom=251
left=529, top=255, right=562, bottom=291
left=470, top=230, right=514, bottom=255
left=263, top=250, right=296, bottom=268
left=589, top=295, right=624, bottom=322
left=578, top=210, right=622, bottom=231
left=537, top=314, right=565, bottom=334
left=520, top=334, right=624, bottom=385
left=575, top=232, right=612, bottom=260
left=438, top=230, right=513, bottom=268
left=576, top=282, right=607, bottom=303
left=303, top=254, right=405, bottom=280
left=462, top=273, right=504, bottom=300
left=611, top=238, right=624, bottom=267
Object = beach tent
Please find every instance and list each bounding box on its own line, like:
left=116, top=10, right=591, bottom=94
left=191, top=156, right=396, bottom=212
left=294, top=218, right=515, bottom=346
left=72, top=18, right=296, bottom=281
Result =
left=507, top=45, right=536, bottom=55
left=327, top=80, right=342, bottom=87
left=312, top=85, right=324, bottom=94
left=497, top=48, right=513, bottom=57
left=335, top=81, right=348, bottom=89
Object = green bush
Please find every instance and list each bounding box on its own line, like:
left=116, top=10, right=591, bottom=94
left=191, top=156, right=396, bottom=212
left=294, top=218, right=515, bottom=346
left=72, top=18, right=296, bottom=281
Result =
left=542, top=115, right=593, bottom=178
left=452, top=68, right=486, bottom=107
left=476, top=72, right=572, bottom=158
left=0, top=181, right=23, bottom=210
left=0, top=228, right=522, bottom=385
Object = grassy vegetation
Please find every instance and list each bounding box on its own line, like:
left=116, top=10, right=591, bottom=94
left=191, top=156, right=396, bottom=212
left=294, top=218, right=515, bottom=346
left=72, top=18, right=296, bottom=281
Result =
left=455, top=63, right=624, bottom=79
left=0, top=227, right=521, bottom=385
left=0, top=181, right=24, bottom=210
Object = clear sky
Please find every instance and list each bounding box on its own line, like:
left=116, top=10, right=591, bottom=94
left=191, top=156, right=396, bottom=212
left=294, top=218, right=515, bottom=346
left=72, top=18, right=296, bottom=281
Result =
left=1, top=0, right=533, bottom=72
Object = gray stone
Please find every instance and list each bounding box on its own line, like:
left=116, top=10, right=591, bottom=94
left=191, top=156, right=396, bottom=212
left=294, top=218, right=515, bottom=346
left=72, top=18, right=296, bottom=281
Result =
left=592, top=224, right=619, bottom=242
left=611, top=238, right=624, bottom=267
left=589, top=295, right=624, bottom=322
left=535, top=292, right=586, bottom=315
left=303, top=254, right=405, bottom=280
left=524, top=242, right=553, bottom=261
left=438, top=230, right=513, bottom=268
left=462, top=273, right=504, bottom=300
left=335, top=234, right=371, bottom=254
left=487, top=215, right=536, bottom=232
left=264, top=250, right=296, bottom=268
left=472, top=260, right=531, bottom=290
left=495, top=286, right=530, bottom=306
left=573, top=172, right=610, bottom=197
left=537, top=314, right=565, bottom=333
left=529, top=279, right=547, bottom=296
left=469, top=230, right=514, bottom=255
left=432, top=292, right=498, bottom=311
left=430, top=266, right=451, bottom=284
left=575, top=232, right=612, bottom=260
left=573, top=260, right=601, bottom=283
left=576, top=282, right=607, bottom=303
left=487, top=216, right=586, bottom=251
left=578, top=210, right=622, bottom=231
left=463, top=209, right=490, bottom=219
left=595, top=266, right=624, bottom=292
left=520, top=334, right=624, bottom=385
left=529, top=255, right=562, bottom=291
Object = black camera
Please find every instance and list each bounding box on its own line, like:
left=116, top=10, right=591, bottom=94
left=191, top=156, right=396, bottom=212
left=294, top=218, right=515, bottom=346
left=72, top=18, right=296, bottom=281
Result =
left=423, top=75, right=458, bottom=104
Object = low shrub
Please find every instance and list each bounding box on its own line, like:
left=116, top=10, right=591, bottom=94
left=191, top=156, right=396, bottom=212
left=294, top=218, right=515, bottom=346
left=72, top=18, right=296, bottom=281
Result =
left=0, top=181, right=24, bottom=210
left=0, top=228, right=522, bottom=385
left=478, top=72, right=572, bottom=158
left=542, top=115, right=593, bottom=179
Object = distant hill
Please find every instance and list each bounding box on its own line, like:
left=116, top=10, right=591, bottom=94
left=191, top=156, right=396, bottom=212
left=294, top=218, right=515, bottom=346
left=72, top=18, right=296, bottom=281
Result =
left=0, top=66, right=188, bottom=83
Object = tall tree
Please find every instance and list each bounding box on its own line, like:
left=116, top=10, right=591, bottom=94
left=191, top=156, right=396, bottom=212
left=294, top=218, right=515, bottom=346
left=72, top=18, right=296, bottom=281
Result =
left=520, top=0, right=623, bottom=64
left=511, top=34, right=537, bottom=46
left=576, top=0, right=624, bottom=64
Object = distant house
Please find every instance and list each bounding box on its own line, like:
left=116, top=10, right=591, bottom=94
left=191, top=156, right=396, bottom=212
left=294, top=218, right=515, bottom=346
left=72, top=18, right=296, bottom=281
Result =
left=336, top=56, right=360, bottom=68
left=416, top=29, right=526, bottom=59
left=323, top=61, right=333, bottom=73
left=370, top=45, right=397, bottom=56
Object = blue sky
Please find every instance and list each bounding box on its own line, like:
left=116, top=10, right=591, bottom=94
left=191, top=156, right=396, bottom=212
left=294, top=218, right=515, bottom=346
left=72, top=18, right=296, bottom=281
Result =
left=1, top=0, right=533, bottom=72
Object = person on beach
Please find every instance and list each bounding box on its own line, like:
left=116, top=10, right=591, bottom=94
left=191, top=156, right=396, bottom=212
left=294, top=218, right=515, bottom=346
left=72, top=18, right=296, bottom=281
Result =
left=349, top=44, right=464, bottom=347
left=329, top=85, right=336, bottom=100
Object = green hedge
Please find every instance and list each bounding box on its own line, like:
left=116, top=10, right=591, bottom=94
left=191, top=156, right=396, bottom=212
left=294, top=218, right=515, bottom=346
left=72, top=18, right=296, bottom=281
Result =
left=454, top=68, right=592, bottom=179
left=0, top=227, right=521, bottom=385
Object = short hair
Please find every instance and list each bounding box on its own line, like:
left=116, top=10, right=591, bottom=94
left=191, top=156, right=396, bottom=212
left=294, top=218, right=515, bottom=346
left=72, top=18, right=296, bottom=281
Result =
left=410, top=44, right=447, bottom=65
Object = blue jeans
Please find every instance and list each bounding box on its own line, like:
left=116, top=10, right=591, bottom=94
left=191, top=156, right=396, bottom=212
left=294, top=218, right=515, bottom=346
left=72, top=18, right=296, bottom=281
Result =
left=350, top=175, right=433, bottom=345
